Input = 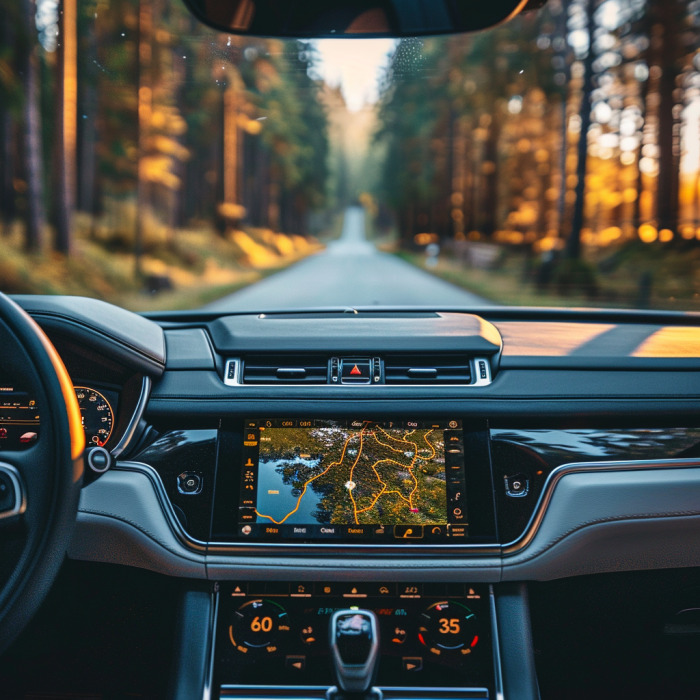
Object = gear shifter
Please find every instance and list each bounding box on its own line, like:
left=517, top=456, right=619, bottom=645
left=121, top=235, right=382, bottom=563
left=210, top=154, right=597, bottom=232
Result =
left=328, top=609, right=381, bottom=699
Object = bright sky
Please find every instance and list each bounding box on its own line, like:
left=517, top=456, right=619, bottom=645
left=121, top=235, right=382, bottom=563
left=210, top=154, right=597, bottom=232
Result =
left=312, top=39, right=397, bottom=111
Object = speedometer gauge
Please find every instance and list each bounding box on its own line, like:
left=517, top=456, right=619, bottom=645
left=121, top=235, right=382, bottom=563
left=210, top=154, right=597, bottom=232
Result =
left=74, top=387, right=114, bottom=447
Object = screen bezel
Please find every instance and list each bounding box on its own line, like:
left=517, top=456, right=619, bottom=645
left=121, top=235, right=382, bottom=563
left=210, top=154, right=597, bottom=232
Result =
left=210, top=418, right=498, bottom=551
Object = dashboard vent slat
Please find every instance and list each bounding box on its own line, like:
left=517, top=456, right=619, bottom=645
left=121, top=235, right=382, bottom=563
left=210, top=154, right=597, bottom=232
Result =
left=384, top=355, right=472, bottom=385
left=243, top=355, right=327, bottom=384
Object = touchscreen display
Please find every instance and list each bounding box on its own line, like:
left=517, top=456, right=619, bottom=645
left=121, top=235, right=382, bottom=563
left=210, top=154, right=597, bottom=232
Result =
left=238, top=419, right=467, bottom=542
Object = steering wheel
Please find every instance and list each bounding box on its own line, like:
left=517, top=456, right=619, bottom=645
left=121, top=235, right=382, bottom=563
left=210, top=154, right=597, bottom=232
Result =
left=0, top=293, right=84, bottom=654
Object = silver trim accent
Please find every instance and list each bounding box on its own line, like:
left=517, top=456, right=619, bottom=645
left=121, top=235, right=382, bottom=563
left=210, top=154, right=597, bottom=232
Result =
left=502, top=456, right=700, bottom=555
left=110, top=376, right=151, bottom=459
left=203, top=586, right=219, bottom=700
left=219, top=687, right=489, bottom=700
left=87, top=446, right=112, bottom=474
left=489, top=585, right=504, bottom=700
left=117, top=457, right=700, bottom=559
left=470, top=358, right=492, bottom=387
left=115, top=462, right=501, bottom=556
left=222, top=357, right=494, bottom=387
left=224, top=358, right=242, bottom=386
left=0, top=463, right=26, bottom=519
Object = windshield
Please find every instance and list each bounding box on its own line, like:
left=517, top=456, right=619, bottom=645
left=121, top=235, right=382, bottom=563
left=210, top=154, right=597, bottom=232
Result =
left=0, top=0, right=698, bottom=312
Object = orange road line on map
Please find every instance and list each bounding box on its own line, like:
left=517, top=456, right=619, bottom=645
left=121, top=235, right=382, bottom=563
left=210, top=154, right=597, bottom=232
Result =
left=349, top=424, right=370, bottom=524
left=257, top=425, right=439, bottom=526
left=356, top=429, right=437, bottom=515
left=255, top=430, right=357, bottom=525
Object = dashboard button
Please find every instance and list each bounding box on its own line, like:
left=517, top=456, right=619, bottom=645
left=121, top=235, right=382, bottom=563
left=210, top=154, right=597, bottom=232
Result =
left=340, top=359, right=371, bottom=384
left=394, top=525, right=424, bottom=539
left=284, top=656, right=306, bottom=671
left=177, top=471, right=202, bottom=495
left=505, top=473, right=529, bottom=497
left=402, top=657, right=423, bottom=672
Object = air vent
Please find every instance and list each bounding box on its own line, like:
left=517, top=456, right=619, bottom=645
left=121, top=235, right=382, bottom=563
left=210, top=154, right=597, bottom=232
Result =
left=242, top=355, right=328, bottom=384
left=384, top=355, right=472, bottom=385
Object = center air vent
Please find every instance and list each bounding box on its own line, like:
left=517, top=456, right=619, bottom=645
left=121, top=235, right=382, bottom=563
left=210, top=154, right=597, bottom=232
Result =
left=384, top=355, right=472, bottom=385
left=242, top=355, right=328, bottom=384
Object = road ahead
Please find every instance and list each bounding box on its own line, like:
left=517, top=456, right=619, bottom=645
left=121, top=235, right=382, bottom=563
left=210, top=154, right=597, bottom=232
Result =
left=204, top=207, right=492, bottom=311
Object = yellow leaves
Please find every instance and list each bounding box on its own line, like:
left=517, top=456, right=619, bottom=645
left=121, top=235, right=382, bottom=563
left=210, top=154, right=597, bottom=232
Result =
left=139, top=155, right=180, bottom=190
left=238, top=114, right=263, bottom=134
left=638, top=224, right=658, bottom=243
left=534, top=235, right=561, bottom=253
left=150, top=106, right=187, bottom=135
left=622, top=187, right=638, bottom=204
left=229, top=230, right=280, bottom=267
left=218, top=203, right=247, bottom=220
left=152, top=135, right=189, bottom=161
left=414, top=233, right=439, bottom=245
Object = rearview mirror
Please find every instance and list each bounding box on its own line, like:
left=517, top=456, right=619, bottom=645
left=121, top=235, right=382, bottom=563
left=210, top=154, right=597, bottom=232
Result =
left=182, top=0, right=545, bottom=38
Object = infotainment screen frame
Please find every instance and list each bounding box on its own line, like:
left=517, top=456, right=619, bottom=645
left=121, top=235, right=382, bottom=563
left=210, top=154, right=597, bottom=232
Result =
left=211, top=418, right=498, bottom=547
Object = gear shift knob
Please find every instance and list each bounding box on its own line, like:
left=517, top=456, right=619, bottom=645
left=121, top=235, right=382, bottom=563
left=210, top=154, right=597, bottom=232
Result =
left=329, top=609, right=380, bottom=695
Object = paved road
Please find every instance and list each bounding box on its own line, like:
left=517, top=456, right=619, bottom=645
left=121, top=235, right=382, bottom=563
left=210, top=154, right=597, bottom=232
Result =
left=203, top=207, right=492, bottom=311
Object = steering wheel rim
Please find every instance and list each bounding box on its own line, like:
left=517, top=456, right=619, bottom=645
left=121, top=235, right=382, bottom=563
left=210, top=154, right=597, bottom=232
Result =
left=0, top=292, right=84, bottom=654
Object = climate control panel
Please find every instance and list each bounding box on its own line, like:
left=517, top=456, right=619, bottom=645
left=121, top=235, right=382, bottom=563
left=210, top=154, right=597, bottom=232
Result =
left=214, top=582, right=494, bottom=692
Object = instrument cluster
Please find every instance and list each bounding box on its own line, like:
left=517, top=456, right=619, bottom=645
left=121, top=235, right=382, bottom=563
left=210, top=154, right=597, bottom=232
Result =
left=0, top=383, right=119, bottom=450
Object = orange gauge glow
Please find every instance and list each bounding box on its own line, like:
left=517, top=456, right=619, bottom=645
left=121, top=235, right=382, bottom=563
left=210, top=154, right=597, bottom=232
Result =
left=74, top=387, right=114, bottom=447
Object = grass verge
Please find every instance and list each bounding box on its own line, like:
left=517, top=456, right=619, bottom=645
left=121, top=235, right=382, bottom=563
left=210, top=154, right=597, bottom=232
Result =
left=397, top=244, right=700, bottom=311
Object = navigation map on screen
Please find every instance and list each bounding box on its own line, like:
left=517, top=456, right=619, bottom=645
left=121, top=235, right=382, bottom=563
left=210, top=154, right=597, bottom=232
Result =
left=238, top=419, right=467, bottom=541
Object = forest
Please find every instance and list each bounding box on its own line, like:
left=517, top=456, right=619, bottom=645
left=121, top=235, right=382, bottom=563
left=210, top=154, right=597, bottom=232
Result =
left=0, top=0, right=699, bottom=309
left=0, top=0, right=330, bottom=305
left=373, top=0, right=700, bottom=307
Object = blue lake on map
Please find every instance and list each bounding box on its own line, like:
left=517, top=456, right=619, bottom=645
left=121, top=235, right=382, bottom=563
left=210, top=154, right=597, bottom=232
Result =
left=256, top=458, right=323, bottom=523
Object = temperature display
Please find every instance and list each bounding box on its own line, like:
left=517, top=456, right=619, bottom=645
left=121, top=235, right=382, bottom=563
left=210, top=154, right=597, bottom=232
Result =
left=215, top=582, right=492, bottom=691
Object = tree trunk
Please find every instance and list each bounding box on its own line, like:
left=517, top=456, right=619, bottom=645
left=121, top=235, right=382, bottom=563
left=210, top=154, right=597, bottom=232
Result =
left=20, top=0, right=45, bottom=252
left=54, top=0, right=78, bottom=255
left=480, top=112, right=500, bottom=239
left=135, top=0, right=153, bottom=275
left=654, top=0, right=681, bottom=235
left=566, top=0, right=596, bottom=260
left=0, top=111, right=16, bottom=231
left=77, top=5, right=99, bottom=218
left=0, top=14, right=17, bottom=230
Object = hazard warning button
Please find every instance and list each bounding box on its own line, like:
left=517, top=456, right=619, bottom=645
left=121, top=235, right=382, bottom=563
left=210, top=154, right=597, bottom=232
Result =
left=340, top=359, right=371, bottom=384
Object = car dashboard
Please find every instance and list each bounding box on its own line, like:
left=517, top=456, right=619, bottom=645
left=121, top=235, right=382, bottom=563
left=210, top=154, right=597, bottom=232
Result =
left=2, top=295, right=700, bottom=700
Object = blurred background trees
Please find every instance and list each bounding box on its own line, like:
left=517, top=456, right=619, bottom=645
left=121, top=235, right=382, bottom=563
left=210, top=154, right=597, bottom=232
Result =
left=373, top=0, right=700, bottom=304
left=0, top=0, right=330, bottom=277
left=0, top=0, right=698, bottom=308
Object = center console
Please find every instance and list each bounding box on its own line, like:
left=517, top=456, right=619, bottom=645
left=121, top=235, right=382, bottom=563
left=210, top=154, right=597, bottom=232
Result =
left=204, top=418, right=501, bottom=698
left=214, top=581, right=497, bottom=699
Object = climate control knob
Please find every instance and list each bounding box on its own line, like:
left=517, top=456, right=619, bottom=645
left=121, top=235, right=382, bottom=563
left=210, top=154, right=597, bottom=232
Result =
left=418, top=600, right=479, bottom=656
left=228, top=599, right=291, bottom=654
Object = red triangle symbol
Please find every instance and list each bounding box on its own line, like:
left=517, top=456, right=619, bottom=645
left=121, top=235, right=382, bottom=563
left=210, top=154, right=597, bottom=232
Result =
left=350, top=365, right=362, bottom=376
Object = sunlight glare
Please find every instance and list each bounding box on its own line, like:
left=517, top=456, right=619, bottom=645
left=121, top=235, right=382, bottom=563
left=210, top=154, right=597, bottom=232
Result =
left=312, top=39, right=397, bottom=111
